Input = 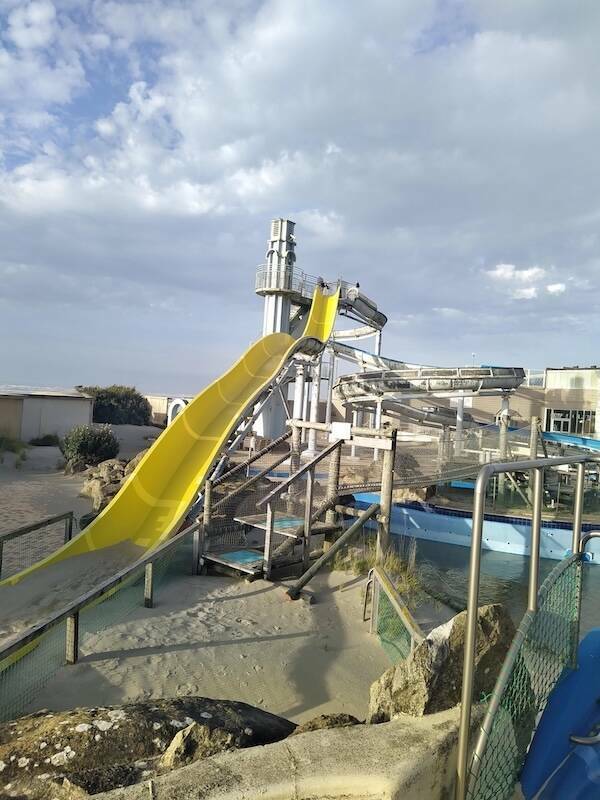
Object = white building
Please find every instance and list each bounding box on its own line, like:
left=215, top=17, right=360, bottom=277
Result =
left=0, top=386, right=93, bottom=442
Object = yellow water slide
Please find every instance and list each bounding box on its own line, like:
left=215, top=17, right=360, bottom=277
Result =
left=2, top=287, right=339, bottom=587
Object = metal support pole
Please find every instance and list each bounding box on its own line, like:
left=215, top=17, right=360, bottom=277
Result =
left=325, top=442, right=341, bottom=525
left=528, top=468, right=543, bottom=612
left=498, top=396, right=510, bottom=496
left=66, top=612, right=79, bottom=665
left=325, top=353, right=335, bottom=427
left=292, top=363, right=305, bottom=420
left=303, top=468, right=315, bottom=570
left=350, top=410, right=358, bottom=458
left=373, top=400, right=383, bottom=461
left=455, top=395, right=465, bottom=456
left=307, top=359, right=322, bottom=455
left=192, top=525, right=205, bottom=575
left=144, top=562, right=154, bottom=608
left=376, top=430, right=397, bottom=563
left=528, top=416, right=539, bottom=504
left=573, top=462, right=585, bottom=553
left=263, top=502, right=274, bottom=580
left=456, top=467, right=488, bottom=800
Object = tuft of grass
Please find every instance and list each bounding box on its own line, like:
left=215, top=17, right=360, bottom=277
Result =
left=332, top=536, right=421, bottom=603
left=0, top=435, right=26, bottom=455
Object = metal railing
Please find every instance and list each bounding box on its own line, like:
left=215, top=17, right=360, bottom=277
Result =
left=0, top=519, right=200, bottom=672
left=456, top=454, right=598, bottom=800
left=365, top=565, right=424, bottom=660
left=0, top=511, right=74, bottom=579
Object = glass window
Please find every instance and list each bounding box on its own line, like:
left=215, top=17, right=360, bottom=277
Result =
left=547, top=408, right=597, bottom=435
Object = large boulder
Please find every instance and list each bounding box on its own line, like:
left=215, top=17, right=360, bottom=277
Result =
left=124, top=449, right=148, bottom=476
left=0, top=697, right=295, bottom=795
left=368, top=603, right=515, bottom=722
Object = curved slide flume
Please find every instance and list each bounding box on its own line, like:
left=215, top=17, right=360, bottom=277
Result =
left=2, top=287, right=339, bottom=589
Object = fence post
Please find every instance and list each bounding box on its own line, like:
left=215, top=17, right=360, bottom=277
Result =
left=303, top=468, right=315, bottom=570
left=66, top=612, right=79, bottom=665
left=263, top=502, right=274, bottom=580
left=64, top=512, right=74, bottom=543
left=192, top=524, right=205, bottom=575
left=325, top=442, right=341, bottom=525
left=144, top=563, right=154, bottom=608
left=528, top=417, right=539, bottom=504
left=376, top=429, right=397, bottom=563
left=528, top=468, right=543, bottom=612
left=203, top=479, right=213, bottom=529
left=572, top=462, right=586, bottom=554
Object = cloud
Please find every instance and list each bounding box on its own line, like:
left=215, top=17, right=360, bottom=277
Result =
left=486, top=264, right=547, bottom=282
left=1, top=0, right=600, bottom=388
left=546, top=282, right=566, bottom=295
left=512, top=287, right=538, bottom=300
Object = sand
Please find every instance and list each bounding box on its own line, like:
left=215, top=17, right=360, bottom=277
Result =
left=0, top=542, right=144, bottom=641
left=31, top=570, right=390, bottom=723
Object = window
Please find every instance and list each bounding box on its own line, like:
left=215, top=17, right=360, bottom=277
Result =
left=546, top=408, right=596, bottom=435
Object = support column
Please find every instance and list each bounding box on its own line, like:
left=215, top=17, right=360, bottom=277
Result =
left=350, top=409, right=359, bottom=458
left=528, top=416, right=539, bottom=504
left=455, top=395, right=465, bottom=456
left=301, top=373, right=310, bottom=444
left=373, top=399, right=383, bottom=461
left=498, top=395, right=510, bottom=496
left=292, top=363, right=305, bottom=420
left=376, top=430, right=397, bottom=563
left=325, top=353, right=335, bottom=427
left=306, top=359, right=322, bottom=456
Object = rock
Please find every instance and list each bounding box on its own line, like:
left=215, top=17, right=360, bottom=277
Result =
left=159, top=722, right=236, bottom=770
left=64, top=457, right=86, bottom=475
left=368, top=603, right=516, bottom=722
left=291, top=714, right=361, bottom=735
left=96, top=459, right=127, bottom=482
left=392, top=485, right=436, bottom=504
left=0, top=697, right=295, bottom=795
left=124, top=449, right=149, bottom=475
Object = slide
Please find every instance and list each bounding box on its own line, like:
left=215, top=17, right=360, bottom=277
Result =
left=1, top=286, right=339, bottom=588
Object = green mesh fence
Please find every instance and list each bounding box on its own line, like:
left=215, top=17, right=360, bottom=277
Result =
left=0, top=531, right=193, bottom=722
left=466, top=554, right=582, bottom=800
left=375, top=584, right=414, bottom=662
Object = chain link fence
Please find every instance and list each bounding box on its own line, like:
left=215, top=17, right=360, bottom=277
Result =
left=0, top=530, right=194, bottom=722
left=466, top=554, right=582, bottom=800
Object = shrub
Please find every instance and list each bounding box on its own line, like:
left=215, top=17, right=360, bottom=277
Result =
left=0, top=436, right=26, bottom=455
left=60, top=424, right=119, bottom=466
left=78, top=385, right=152, bottom=426
left=29, top=434, right=60, bottom=446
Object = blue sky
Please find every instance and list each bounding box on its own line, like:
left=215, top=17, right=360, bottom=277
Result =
left=1, top=0, right=600, bottom=394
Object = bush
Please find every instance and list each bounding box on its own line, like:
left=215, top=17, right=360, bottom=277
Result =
left=60, top=424, right=119, bottom=466
left=29, top=434, right=60, bottom=446
left=0, top=436, right=26, bottom=455
left=78, top=385, right=152, bottom=426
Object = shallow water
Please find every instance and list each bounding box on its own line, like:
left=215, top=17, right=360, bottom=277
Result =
left=412, top=537, right=600, bottom=639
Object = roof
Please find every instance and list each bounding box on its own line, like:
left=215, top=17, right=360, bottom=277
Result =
left=0, top=385, right=92, bottom=400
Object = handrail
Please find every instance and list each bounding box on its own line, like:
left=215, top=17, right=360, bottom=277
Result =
left=0, top=511, right=74, bottom=544
left=257, top=439, right=342, bottom=507
left=287, top=502, right=380, bottom=599
left=212, top=449, right=291, bottom=512
left=371, top=565, right=424, bottom=647
left=0, top=519, right=201, bottom=663
left=455, top=453, right=599, bottom=800
left=580, top=530, right=600, bottom=552
left=212, top=431, right=292, bottom=487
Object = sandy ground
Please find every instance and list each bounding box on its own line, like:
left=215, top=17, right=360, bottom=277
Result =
left=31, top=570, right=390, bottom=723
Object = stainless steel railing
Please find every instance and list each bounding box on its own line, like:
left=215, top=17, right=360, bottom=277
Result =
left=455, top=454, right=598, bottom=800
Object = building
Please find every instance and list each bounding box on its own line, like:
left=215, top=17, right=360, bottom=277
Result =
left=431, top=367, right=600, bottom=435
left=0, top=386, right=93, bottom=442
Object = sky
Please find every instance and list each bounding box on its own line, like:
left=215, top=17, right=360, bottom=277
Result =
left=1, top=0, right=599, bottom=395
